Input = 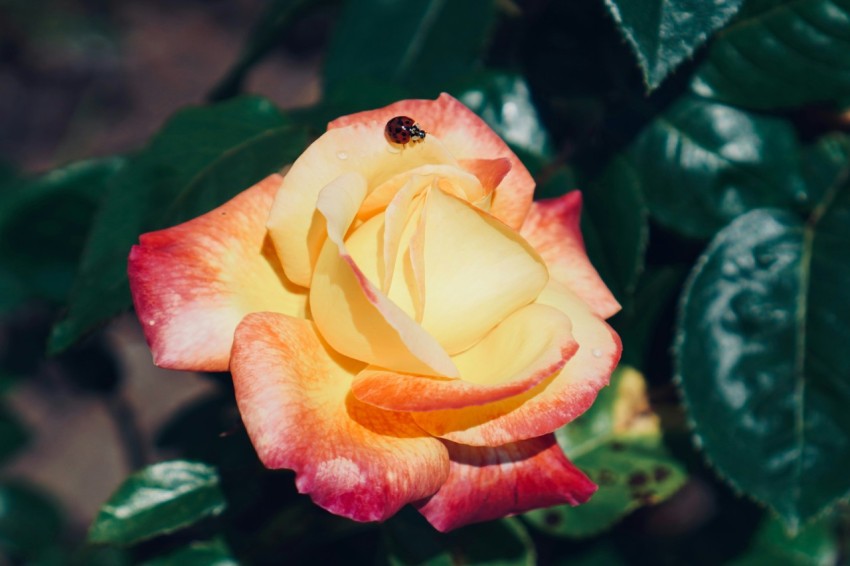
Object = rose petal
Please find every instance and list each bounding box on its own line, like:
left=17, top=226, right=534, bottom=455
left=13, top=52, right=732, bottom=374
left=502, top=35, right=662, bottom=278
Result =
left=351, top=304, right=578, bottom=411
left=413, top=283, right=621, bottom=446
left=310, top=173, right=458, bottom=377
left=416, top=186, right=549, bottom=354
left=128, top=174, right=306, bottom=371
left=329, top=93, right=535, bottom=230
left=416, top=435, right=596, bottom=532
left=231, top=312, right=450, bottom=523
left=458, top=157, right=511, bottom=204
left=520, top=192, right=621, bottom=319
left=267, top=125, right=458, bottom=287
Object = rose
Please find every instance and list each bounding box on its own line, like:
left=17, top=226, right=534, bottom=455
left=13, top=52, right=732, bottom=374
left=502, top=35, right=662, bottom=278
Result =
left=128, top=94, right=621, bottom=531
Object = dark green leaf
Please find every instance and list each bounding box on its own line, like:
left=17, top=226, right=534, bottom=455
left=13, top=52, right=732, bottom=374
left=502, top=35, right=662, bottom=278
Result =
left=0, top=157, right=124, bottom=312
left=579, top=156, right=648, bottom=304
left=49, top=96, right=308, bottom=354
left=730, top=516, right=838, bottom=565
left=383, top=508, right=534, bottom=566
left=0, top=403, right=28, bottom=465
left=604, top=0, right=744, bottom=90
left=676, top=168, right=850, bottom=530
left=88, top=460, right=226, bottom=545
left=141, top=537, right=238, bottom=566
left=692, top=0, right=850, bottom=109
left=629, top=95, right=805, bottom=239
left=0, top=480, right=64, bottom=559
left=323, top=0, right=497, bottom=95
left=524, top=367, right=687, bottom=538
left=451, top=72, right=554, bottom=174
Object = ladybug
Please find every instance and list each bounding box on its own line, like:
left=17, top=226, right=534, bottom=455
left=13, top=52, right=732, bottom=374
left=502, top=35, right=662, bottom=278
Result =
left=385, top=116, right=426, bottom=146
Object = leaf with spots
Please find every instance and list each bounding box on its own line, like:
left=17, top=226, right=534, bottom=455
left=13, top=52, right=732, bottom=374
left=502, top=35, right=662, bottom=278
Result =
left=605, top=0, right=744, bottom=90
left=675, top=137, right=850, bottom=530
left=524, top=367, right=687, bottom=538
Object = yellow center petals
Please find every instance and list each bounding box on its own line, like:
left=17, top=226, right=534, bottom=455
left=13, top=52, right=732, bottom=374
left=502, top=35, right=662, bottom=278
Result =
left=309, top=173, right=458, bottom=378
left=416, top=187, right=549, bottom=354
left=350, top=303, right=578, bottom=412
left=267, top=125, right=459, bottom=287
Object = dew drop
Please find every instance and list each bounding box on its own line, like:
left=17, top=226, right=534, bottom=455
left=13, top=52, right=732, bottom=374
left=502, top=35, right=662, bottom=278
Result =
left=148, top=320, right=156, bottom=326
left=592, top=348, right=603, bottom=358
left=386, top=145, right=401, bottom=154
left=336, top=151, right=348, bottom=160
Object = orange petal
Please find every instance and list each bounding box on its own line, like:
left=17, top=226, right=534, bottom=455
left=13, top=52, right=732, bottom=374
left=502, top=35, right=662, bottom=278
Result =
left=351, top=304, right=578, bottom=411
left=416, top=435, right=596, bottom=532
left=267, top=125, right=458, bottom=287
left=458, top=157, right=511, bottom=204
left=413, top=283, right=621, bottom=446
left=520, top=192, right=621, bottom=319
left=415, top=187, right=548, bottom=354
left=329, top=93, right=535, bottom=230
left=128, top=174, right=306, bottom=371
left=231, top=312, right=450, bottom=523
left=310, top=173, right=458, bottom=377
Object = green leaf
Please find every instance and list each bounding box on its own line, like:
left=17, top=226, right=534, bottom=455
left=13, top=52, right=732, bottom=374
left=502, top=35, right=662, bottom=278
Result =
left=730, top=516, right=838, bottom=565
left=383, top=509, right=534, bottom=566
left=0, top=480, right=65, bottom=559
left=604, top=0, right=744, bottom=90
left=629, top=95, right=805, bottom=239
left=49, top=96, right=308, bottom=354
left=451, top=72, right=555, bottom=174
left=675, top=162, right=850, bottom=530
left=524, top=367, right=687, bottom=538
left=0, top=403, right=28, bottom=465
left=141, top=538, right=238, bottom=566
left=579, top=156, right=649, bottom=304
left=323, top=0, right=497, bottom=95
left=88, top=460, right=226, bottom=545
left=692, top=0, right=850, bottom=109
left=0, top=157, right=124, bottom=312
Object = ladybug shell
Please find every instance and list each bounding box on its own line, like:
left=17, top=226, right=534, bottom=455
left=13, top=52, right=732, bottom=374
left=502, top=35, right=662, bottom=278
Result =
left=385, top=116, right=416, bottom=144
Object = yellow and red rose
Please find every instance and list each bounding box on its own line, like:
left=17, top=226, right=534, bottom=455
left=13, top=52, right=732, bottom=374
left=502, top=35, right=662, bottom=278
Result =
left=128, top=94, right=621, bottom=531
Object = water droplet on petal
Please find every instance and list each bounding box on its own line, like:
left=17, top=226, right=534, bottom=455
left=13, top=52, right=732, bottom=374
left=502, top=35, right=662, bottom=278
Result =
left=336, top=151, right=348, bottom=160
left=386, top=145, right=401, bottom=155
left=592, top=348, right=603, bottom=358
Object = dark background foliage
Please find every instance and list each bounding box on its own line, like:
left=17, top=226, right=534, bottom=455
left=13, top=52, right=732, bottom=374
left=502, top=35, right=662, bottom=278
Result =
left=1, top=0, right=849, bottom=563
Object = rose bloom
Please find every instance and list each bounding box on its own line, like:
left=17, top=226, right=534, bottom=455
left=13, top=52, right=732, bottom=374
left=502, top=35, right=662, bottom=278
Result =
left=128, top=94, right=621, bottom=531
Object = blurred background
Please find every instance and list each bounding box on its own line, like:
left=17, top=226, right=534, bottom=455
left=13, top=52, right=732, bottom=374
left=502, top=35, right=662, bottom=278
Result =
left=1, top=0, right=848, bottom=564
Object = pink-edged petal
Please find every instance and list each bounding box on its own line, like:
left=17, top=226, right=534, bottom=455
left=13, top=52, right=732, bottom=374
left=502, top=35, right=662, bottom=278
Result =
left=231, top=312, right=450, bottom=523
left=413, top=283, right=621, bottom=446
left=415, top=187, right=548, bottom=354
left=520, top=192, right=620, bottom=319
left=328, top=93, right=535, bottom=230
left=128, top=174, right=306, bottom=371
left=416, top=435, right=596, bottom=532
left=267, top=125, right=458, bottom=287
left=351, top=304, right=577, bottom=411
left=310, top=173, right=458, bottom=377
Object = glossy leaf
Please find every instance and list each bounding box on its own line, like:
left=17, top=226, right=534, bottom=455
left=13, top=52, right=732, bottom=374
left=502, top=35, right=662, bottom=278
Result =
left=452, top=72, right=554, bottom=174
left=383, top=509, right=534, bottom=566
left=692, top=0, right=850, bottom=109
left=323, top=0, right=496, bottom=94
left=676, top=168, right=850, bottom=530
left=578, top=156, right=648, bottom=304
left=524, top=367, right=687, bottom=538
left=629, top=95, right=805, bottom=239
left=49, top=96, right=308, bottom=354
left=0, top=157, right=124, bottom=312
left=730, top=516, right=838, bottom=566
left=88, top=461, right=226, bottom=545
left=605, top=0, right=744, bottom=90
left=0, top=480, right=64, bottom=559
left=141, top=538, right=238, bottom=566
